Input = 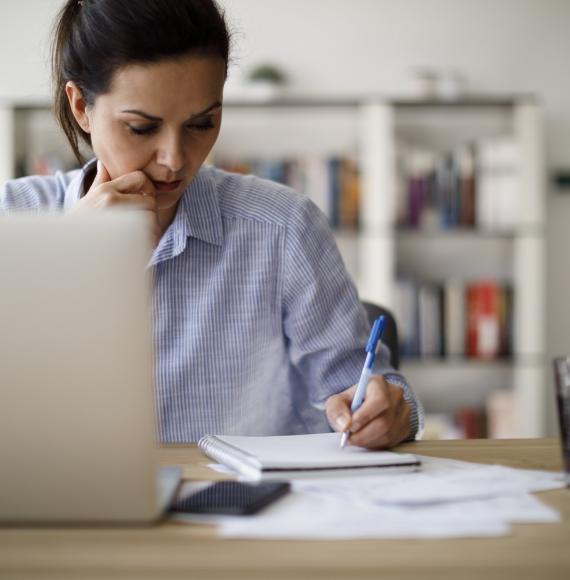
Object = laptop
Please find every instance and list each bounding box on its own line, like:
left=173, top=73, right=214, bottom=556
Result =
left=0, top=212, right=181, bottom=524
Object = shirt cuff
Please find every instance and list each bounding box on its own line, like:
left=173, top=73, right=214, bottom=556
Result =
left=382, top=372, right=425, bottom=441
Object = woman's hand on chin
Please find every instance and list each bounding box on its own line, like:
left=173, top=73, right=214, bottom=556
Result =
left=71, top=160, right=160, bottom=246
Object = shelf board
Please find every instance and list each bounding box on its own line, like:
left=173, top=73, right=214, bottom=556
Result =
left=402, top=357, right=512, bottom=369
left=357, top=225, right=544, bottom=238
left=395, top=226, right=544, bottom=238
left=401, top=355, right=544, bottom=369
left=332, top=228, right=359, bottom=239
left=219, top=94, right=538, bottom=110
left=396, top=227, right=515, bottom=239
left=224, top=98, right=360, bottom=109
left=389, top=95, right=537, bottom=108
left=1, top=93, right=538, bottom=112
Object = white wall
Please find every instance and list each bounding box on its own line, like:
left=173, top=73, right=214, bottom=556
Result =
left=0, top=0, right=62, bottom=100
left=1, top=0, right=568, bottom=432
left=2, top=0, right=568, bottom=161
left=221, top=0, right=570, bottom=167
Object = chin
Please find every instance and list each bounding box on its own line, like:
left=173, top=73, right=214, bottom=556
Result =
left=155, top=192, right=182, bottom=210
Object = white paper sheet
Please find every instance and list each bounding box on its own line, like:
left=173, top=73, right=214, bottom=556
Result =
left=172, top=455, right=564, bottom=539
left=294, top=455, right=565, bottom=506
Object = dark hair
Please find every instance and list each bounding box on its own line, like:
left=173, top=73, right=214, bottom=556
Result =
left=52, top=0, right=231, bottom=163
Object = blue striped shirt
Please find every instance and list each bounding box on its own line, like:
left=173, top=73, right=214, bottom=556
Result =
left=1, top=161, right=423, bottom=442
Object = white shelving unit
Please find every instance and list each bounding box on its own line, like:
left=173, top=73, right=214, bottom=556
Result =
left=360, top=99, right=545, bottom=438
left=0, top=96, right=547, bottom=437
left=0, top=101, right=83, bottom=184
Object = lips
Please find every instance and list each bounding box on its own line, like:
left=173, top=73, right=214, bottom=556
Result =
left=153, top=180, right=182, bottom=193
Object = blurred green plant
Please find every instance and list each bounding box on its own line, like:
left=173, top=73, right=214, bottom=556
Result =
left=247, top=63, right=287, bottom=85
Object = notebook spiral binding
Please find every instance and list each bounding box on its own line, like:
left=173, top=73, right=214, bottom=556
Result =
left=198, top=435, right=262, bottom=479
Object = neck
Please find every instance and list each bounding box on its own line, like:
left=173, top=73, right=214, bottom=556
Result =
left=157, top=203, right=179, bottom=238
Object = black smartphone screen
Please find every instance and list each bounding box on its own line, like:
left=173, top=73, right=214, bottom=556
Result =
left=169, top=481, right=291, bottom=516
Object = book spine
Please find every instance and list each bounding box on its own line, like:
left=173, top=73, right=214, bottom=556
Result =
left=444, top=280, right=465, bottom=357
left=213, top=155, right=361, bottom=231
left=339, top=158, right=360, bottom=230
left=458, top=145, right=476, bottom=227
left=466, top=281, right=501, bottom=359
left=455, top=407, right=486, bottom=439
left=486, top=390, right=516, bottom=438
left=328, top=157, right=341, bottom=228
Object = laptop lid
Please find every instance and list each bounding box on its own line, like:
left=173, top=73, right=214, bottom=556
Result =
left=0, top=212, right=164, bottom=523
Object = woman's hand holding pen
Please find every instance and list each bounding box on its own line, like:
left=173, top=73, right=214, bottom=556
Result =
left=325, top=376, right=412, bottom=449
left=71, top=160, right=160, bottom=245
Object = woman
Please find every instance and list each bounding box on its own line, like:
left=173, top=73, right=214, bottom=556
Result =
left=1, top=0, right=422, bottom=446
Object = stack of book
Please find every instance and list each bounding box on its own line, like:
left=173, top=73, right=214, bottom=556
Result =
left=216, top=156, right=361, bottom=230
left=424, top=390, right=516, bottom=440
left=396, top=137, right=519, bottom=231
left=395, top=278, right=513, bottom=359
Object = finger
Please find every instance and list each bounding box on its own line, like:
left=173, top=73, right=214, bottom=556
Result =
left=325, top=391, right=355, bottom=433
left=349, top=417, right=391, bottom=449
left=112, top=171, right=156, bottom=197
left=90, top=159, right=112, bottom=190
left=350, top=401, right=410, bottom=449
left=111, top=193, right=157, bottom=208
left=94, top=192, right=157, bottom=212
left=350, top=377, right=393, bottom=432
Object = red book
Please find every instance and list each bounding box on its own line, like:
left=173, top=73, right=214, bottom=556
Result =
left=466, top=281, right=501, bottom=359
left=456, top=407, right=485, bottom=439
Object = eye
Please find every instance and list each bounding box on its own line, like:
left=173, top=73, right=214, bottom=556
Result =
left=186, top=117, right=215, bottom=132
left=128, top=124, right=159, bottom=136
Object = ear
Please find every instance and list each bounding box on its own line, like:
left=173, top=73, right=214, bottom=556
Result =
left=65, top=81, right=92, bottom=134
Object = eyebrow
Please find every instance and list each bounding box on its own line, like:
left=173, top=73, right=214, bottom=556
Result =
left=121, top=100, right=222, bottom=122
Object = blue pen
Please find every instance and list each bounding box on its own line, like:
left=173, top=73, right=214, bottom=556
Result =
left=340, top=315, right=386, bottom=448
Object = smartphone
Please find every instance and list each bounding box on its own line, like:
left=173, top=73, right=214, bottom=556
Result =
left=169, top=480, right=291, bottom=516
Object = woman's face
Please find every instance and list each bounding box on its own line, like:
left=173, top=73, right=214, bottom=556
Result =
left=69, top=55, right=226, bottom=212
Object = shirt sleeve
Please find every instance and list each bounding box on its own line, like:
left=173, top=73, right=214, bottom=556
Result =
left=0, top=173, right=69, bottom=213
left=281, top=195, right=423, bottom=439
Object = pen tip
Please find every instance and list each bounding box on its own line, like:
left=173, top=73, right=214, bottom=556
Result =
left=340, top=431, right=349, bottom=448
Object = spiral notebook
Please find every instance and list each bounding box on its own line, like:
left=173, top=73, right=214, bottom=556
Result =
left=198, top=432, right=420, bottom=480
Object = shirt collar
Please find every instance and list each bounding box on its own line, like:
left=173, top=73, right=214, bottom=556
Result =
left=178, top=165, right=223, bottom=247
left=150, top=166, right=223, bottom=265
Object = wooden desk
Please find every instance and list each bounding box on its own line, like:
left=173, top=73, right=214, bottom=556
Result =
left=1, top=439, right=569, bottom=580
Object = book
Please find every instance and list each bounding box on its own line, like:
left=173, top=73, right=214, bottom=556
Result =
left=466, top=281, right=501, bottom=359
left=198, top=432, right=420, bottom=480
left=455, top=406, right=487, bottom=439
left=444, top=279, right=466, bottom=357
left=397, top=136, right=521, bottom=232
left=395, top=277, right=512, bottom=362
left=395, top=277, right=420, bottom=357
left=214, top=155, right=361, bottom=231
left=486, top=390, right=516, bottom=439
left=475, top=137, right=519, bottom=231
left=418, top=284, right=442, bottom=357
left=457, top=145, right=476, bottom=227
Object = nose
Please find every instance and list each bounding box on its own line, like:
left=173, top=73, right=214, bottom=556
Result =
left=156, top=130, right=186, bottom=174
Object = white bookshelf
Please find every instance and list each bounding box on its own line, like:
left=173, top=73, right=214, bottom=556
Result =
left=362, top=99, right=545, bottom=438
left=0, top=96, right=547, bottom=437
